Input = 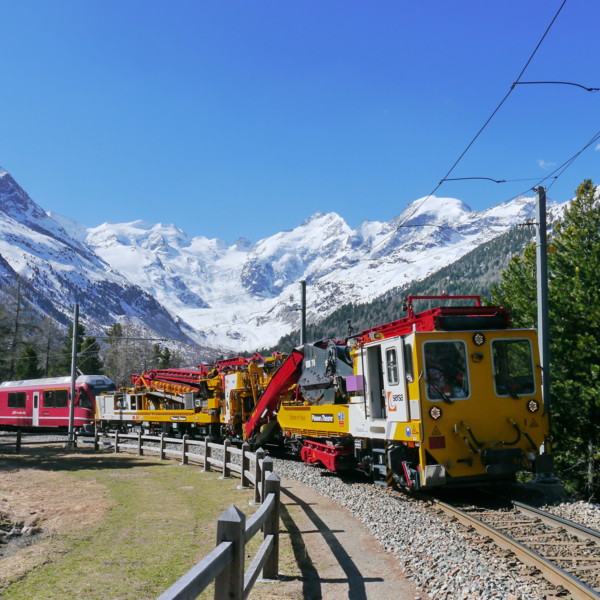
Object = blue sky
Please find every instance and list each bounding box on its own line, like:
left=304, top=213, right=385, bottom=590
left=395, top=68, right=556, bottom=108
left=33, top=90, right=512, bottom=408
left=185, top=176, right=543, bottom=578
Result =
left=1, top=1, right=598, bottom=243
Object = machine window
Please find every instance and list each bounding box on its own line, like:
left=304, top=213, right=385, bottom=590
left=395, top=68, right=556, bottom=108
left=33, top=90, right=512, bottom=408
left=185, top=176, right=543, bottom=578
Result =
left=8, top=392, right=26, bottom=408
left=424, top=341, right=469, bottom=400
left=492, top=339, right=535, bottom=397
left=385, top=348, right=399, bottom=385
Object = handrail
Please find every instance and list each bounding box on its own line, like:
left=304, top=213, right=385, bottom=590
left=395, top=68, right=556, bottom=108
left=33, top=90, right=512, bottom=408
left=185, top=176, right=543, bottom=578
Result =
left=156, top=541, right=233, bottom=600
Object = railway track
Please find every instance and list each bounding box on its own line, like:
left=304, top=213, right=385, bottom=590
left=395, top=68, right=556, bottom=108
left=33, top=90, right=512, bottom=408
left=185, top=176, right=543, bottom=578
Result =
left=435, top=498, right=600, bottom=599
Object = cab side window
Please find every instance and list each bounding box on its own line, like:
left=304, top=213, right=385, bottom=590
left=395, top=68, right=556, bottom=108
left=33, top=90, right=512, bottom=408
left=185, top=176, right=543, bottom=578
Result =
left=385, top=348, right=399, bottom=385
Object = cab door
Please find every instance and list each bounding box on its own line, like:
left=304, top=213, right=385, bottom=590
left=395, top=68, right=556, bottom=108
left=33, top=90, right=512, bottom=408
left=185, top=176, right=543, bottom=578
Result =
left=382, top=338, right=410, bottom=422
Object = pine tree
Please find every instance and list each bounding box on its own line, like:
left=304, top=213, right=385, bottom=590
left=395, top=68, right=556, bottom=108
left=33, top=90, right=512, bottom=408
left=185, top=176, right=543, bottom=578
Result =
left=152, top=344, right=172, bottom=369
left=489, top=243, right=537, bottom=329
left=53, top=323, right=103, bottom=376
left=52, top=323, right=85, bottom=376
left=14, top=345, right=42, bottom=380
left=547, top=180, right=600, bottom=500
left=79, top=337, right=104, bottom=374
left=492, top=180, right=600, bottom=500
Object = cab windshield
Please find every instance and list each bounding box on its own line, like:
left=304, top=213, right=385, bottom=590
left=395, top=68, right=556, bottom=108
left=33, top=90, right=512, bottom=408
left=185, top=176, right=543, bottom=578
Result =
left=88, top=380, right=117, bottom=396
left=424, top=341, right=469, bottom=400
left=492, top=339, right=535, bottom=397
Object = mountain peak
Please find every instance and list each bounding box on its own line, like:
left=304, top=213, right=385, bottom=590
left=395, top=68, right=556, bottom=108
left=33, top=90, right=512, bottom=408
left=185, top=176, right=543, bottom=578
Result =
left=393, top=195, right=472, bottom=228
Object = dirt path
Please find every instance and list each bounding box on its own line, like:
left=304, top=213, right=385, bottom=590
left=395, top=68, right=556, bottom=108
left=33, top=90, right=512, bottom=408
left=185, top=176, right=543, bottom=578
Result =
left=270, top=478, right=429, bottom=600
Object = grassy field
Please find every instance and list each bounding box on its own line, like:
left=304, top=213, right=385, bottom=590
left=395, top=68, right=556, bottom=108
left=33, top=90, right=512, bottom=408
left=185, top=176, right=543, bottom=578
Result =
left=0, top=448, right=300, bottom=600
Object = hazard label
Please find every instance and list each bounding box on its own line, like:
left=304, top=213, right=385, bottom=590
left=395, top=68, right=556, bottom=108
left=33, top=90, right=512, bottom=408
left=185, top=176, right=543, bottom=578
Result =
left=432, top=426, right=441, bottom=435
left=530, top=418, right=538, bottom=427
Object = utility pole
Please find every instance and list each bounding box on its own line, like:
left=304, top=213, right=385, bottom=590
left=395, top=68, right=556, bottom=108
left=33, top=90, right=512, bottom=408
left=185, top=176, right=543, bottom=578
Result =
left=66, top=302, right=79, bottom=448
left=535, top=187, right=551, bottom=420
left=299, top=280, right=307, bottom=346
left=534, top=185, right=558, bottom=483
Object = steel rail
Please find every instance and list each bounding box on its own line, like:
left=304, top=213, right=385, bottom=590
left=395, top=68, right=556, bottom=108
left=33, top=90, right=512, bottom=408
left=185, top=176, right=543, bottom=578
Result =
left=434, top=500, right=600, bottom=600
left=513, top=501, right=600, bottom=545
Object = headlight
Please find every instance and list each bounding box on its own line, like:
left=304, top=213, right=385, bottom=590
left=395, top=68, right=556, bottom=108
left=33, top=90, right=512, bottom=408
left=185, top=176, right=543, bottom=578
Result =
left=429, top=406, right=442, bottom=420
left=473, top=332, right=486, bottom=346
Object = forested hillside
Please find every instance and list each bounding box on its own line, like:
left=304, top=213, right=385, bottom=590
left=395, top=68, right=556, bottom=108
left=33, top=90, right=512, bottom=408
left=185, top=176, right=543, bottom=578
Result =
left=264, top=224, right=535, bottom=351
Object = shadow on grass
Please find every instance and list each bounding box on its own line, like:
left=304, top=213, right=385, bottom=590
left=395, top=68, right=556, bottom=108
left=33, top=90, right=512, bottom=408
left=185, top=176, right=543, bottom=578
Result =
left=0, top=446, right=168, bottom=473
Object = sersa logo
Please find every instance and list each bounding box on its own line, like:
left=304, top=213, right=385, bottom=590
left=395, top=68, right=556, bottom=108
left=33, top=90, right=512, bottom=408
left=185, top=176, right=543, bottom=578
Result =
left=387, top=392, right=404, bottom=411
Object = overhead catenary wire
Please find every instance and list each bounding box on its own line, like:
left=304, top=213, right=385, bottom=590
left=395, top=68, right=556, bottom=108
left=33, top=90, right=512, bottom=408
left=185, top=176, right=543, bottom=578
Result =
left=513, top=81, right=599, bottom=92
left=353, top=0, right=569, bottom=265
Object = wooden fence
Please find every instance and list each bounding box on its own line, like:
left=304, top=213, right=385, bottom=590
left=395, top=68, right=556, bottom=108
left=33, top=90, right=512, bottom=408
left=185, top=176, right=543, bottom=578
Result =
left=3, top=430, right=282, bottom=599
left=0, top=430, right=75, bottom=451
left=106, top=431, right=281, bottom=599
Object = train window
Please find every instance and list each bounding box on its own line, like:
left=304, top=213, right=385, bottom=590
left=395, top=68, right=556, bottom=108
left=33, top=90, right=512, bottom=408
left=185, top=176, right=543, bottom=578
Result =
left=424, top=341, right=469, bottom=400
left=385, top=348, right=399, bottom=385
left=492, top=339, right=535, bottom=397
left=78, top=391, right=93, bottom=409
left=43, top=389, right=69, bottom=408
left=8, top=392, right=26, bottom=408
left=404, top=343, right=414, bottom=383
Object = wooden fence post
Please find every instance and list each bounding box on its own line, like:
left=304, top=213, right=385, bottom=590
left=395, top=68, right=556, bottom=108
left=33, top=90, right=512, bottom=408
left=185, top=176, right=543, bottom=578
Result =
left=203, top=437, right=211, bottom=472
left=261, top=456, right=274, bottom=505
left=263, top=472, right=281, bottom=580
left=181, top=434, right=188, bottom=465
left=159, top=432, right=166, bottom=460
left=254, top=448, right=265, bottom=504
left=114, top=430, right=120, bottom=453
left=222, top=438, right=230, bottom=478
left=239, top=442, right=250, bottom=488
left=15, top=430, right=22, bottom=453
left=214, top=505, right=245, bottom=600
left=137, top=431, right=143, bottom=456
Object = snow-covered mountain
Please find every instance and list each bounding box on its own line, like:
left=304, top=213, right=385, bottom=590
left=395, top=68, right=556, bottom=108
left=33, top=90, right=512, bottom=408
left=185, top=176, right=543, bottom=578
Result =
left=80, top=194, right=545, bottom=351
left=0, top=168, right=195, bottom=343
left=0, top=167, right=555, bottom=353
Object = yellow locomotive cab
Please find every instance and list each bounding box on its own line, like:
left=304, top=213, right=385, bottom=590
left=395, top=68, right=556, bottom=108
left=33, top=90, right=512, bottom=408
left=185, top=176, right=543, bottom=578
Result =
left=272, top=295, right=552, bottom=490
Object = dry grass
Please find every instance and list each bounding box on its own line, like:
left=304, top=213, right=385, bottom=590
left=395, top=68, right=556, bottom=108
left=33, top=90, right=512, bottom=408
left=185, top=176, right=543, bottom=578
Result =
left=0, top=446, right=301, bottom=600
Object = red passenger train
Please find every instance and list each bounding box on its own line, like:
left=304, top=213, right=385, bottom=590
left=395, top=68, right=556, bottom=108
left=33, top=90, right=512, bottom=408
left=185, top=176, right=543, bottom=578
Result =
left=0, top=375, right=116, bottom=431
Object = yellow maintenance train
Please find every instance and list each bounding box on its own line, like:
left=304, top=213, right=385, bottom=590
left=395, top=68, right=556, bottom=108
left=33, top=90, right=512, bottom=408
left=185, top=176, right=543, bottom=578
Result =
left=97, top=295, right=552, bottom=490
